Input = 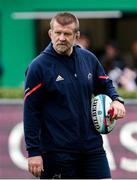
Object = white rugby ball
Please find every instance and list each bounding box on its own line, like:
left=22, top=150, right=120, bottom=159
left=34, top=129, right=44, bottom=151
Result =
left=91, top=94, right=116, bottom=134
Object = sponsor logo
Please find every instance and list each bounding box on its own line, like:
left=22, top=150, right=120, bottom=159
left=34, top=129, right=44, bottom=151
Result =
left=92, top=98, right=100, bottom=130
left=88, top=73, right=92, bottom=80
left=56, top=75, right=64, bottom=81
left=98, top=111, right=102, bottom=115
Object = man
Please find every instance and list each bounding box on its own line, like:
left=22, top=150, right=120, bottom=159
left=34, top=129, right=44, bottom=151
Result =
left=24, top=12, right=126, bottom=179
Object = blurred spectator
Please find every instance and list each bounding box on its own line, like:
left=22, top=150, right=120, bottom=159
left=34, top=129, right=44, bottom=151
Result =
left=119, top=39, right=137, bottom=91
left=131, top=39, right=137, bottom=69
left=100, top=40, right=125, bottom=88
left=119, top=67, right=137, bottom=91
left=132, top=39, right=137, bottom=86
left=124, top=39, right=137, bottom=70
left=101, top=40, right=125, bottom=73
left=75, top=32, right=91, bottom=50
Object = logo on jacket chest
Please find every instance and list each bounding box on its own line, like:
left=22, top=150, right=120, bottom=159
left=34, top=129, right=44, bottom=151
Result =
left=88, top=73, right=92, bottom=80
left=55, top=73, right=92, bottom=82
left=56, top=75, right=64, bottom=81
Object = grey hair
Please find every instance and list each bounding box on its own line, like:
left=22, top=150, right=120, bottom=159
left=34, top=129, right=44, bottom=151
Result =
left=50, top=12, right=80, bottom=32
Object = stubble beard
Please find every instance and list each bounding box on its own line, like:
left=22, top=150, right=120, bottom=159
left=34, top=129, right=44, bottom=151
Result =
left=55, top=43, right=71, bottom=55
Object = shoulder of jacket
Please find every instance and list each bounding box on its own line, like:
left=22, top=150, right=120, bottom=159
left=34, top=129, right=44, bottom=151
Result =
left=29, top=52, right=52, bottom=68
left=76, top=47, right=98, bottom=63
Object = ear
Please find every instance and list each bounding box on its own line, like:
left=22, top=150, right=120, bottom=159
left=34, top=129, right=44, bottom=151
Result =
left=48, top=29, right=52, bottom=38
left=76, top=31, right=80, bottom=40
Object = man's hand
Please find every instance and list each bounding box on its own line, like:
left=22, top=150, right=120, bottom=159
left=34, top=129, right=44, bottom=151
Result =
left=28, top=155, right=44, bottom=177
left=109, top=100, right=126, bottom=119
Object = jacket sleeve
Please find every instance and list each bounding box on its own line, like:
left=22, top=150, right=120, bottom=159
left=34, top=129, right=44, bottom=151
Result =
left=23, top=63, right=45, bottom=157
left=93, top=57, right=119, bottom=100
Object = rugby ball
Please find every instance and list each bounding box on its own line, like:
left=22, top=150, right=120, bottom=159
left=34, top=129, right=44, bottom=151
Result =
left=91, top=94, right=116, bottom=134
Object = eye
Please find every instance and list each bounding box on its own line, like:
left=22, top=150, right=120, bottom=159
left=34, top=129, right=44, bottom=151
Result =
left=55, top=31, right=61, bottom=35
left=64, top=32, right=72, bottom=36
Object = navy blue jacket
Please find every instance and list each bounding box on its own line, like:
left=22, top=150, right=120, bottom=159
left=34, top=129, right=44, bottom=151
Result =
left=24, top=43, right=119, bottom=157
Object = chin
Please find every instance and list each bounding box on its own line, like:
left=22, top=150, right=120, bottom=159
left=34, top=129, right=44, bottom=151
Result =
left=57, top=48, right=68, bottom=53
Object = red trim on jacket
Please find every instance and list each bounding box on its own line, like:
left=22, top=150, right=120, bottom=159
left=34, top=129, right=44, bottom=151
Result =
left=98, top=76, right=109, bottom=79
left=24, top=83, right=42, bottom=100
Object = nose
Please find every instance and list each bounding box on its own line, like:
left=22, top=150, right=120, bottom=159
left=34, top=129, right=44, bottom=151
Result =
left=59, top=33, right=66, bottom=41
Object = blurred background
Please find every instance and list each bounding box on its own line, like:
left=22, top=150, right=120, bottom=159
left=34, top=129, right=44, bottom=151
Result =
left=0, top=0, right=137, bottom=179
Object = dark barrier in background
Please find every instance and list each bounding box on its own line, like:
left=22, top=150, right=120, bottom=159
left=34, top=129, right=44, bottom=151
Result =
left=0, top=100, right=137, bottom=179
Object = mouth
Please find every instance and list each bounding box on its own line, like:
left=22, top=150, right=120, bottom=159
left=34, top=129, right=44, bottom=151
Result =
left=57, top=41, right=67, bottom=45
left=57, top=43, right=67, bottom=46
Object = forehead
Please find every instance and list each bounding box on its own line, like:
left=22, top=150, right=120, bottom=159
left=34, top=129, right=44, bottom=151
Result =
left=52, top=20, right=76, bottom=32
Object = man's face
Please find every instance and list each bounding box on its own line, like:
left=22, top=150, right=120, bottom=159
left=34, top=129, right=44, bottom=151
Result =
left=49, top=21, right=79, bottom=55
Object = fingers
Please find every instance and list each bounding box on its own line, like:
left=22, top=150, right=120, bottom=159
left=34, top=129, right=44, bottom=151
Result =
left=112, top=108, right=125, bottom=119
left=109, top=101, right=126, bottom=120
left=41, top=162, right=44, bottom=172
left=29, top=163, right=42, bottom=177
left=115, top=105, right=126, bottom=119
left=28, top=156, right=44, bottom=177
left=108, top=107, right=114, bottom=118
left=30, top=165, right=42, bottom=177
left=32, top=166, right=42, bottom=177
left=116, top=108, right=125, bottom=119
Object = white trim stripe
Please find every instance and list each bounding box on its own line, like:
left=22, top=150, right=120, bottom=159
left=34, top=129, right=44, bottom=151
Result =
left=11, top=11, right=122, bottom=20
